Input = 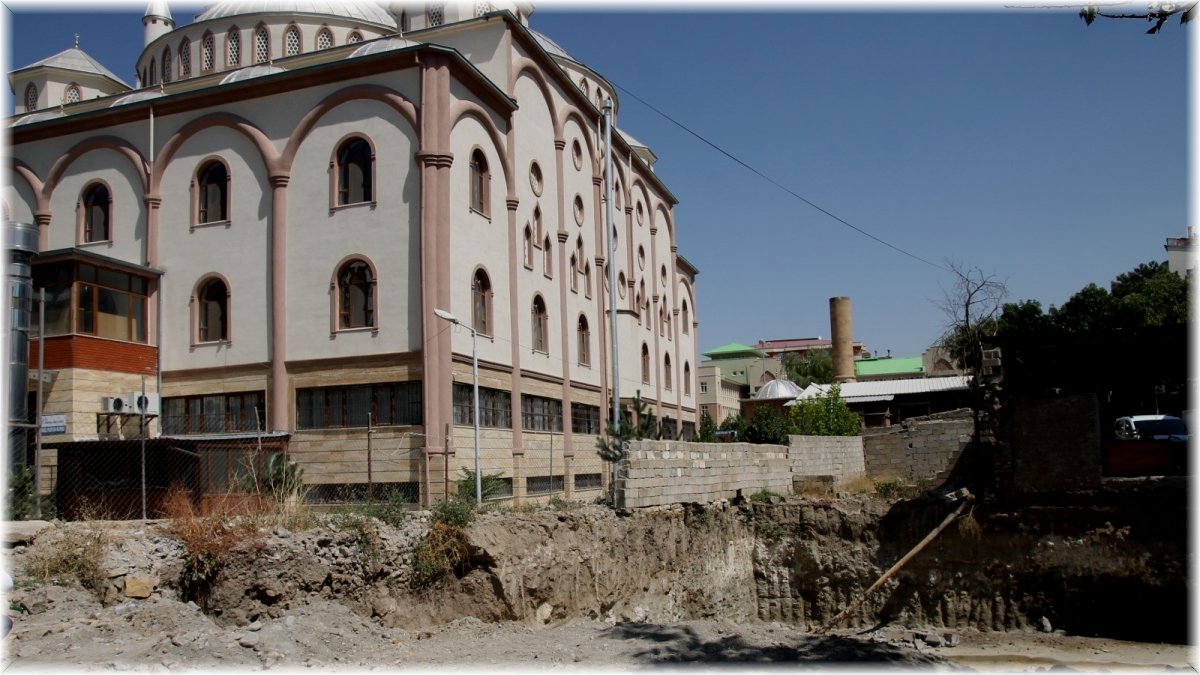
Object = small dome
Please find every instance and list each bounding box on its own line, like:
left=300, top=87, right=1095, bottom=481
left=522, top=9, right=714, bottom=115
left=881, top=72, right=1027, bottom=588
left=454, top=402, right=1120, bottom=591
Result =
left=13, top=110, right=65, bottom=126
left=349, top=36, right=417, bottom=58
left=754, top=379, right=804, bottom=401
left=109, top=90, right=165, bottom=107
left=194, top=0, right=397, bottom=28
left=220, top=64, right=287, bottom=84
left=529, top=29, right=572, bottom=61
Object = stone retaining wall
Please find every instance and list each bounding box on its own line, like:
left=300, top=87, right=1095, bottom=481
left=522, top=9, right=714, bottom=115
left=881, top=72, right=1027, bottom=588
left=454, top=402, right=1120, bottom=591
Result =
left=862, top=408, right=973, bottom=481
left=614, top=440, right=792, bottom=509
left=787, top=435, right=865, bottom=485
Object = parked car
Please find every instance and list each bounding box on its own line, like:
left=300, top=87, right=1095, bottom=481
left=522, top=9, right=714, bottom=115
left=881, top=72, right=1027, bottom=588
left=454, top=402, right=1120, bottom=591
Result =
left=1113, top=415, right=1189, bottom=442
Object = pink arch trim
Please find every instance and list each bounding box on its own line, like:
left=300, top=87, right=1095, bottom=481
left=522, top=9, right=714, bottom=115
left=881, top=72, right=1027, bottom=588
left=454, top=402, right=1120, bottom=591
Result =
left=280, top=84, right=418, bottom=171
left=43, top=136, right=148, bottom=202
left=448, top=100, right=512, bottom=196
left=152, top=112, right=278, bottom=191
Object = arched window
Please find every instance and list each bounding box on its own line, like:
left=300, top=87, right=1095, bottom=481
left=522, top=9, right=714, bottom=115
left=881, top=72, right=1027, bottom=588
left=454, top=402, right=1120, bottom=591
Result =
left=284, top=24, right=301, bottom=56
left=338, top=260, right=375, bottom=329
left=532, top=296, right=548, bottom=353
left=584, top=261, right=592, bottom=298
left=641, top=343, right=650, bottom=384
left=682, top=299, right=690, bottom=334
left=179, top=38, right=192, bottom=77
left=202, top=32, right=215, bottom=71
left=569, top=254, right=578, bottom=292
left=336, top=137, right=373, bottom=205
left=428, top=3, right=445, bottom=26
left=475, top=1, right=493, bottom=17
left=149, top=57, right=157, bottom=85
left=664, top=354, right=673, bottom=391
left=197, top=278, right=229, bottom=342
left=63, top=84, right=81, bottom=104
left=523, top=226, right=533, bottom=269
left=684, top=362, right=692, bottom=396
left=469, top=149, right=489, bottom=215
left=399, top=11, right=410, bottom=33
left=226, top=28, right=240, bottom=67
left=347, top=31, right=363, bottom=44
left=24, top=83, right=38, bottom=111
left=316, top=27, right=334, bottom=50
left=197, top=160, right=229, bottom=224
left=162, top=48, right=173, bottom=83
left=472, top=269, right=491, bottom=335
left=82, top=183, right=111, bottom=242
left=578, top=315, right=590, bottom=366
left=542, top=235, right=552, bottom=277
left=255, top=25, right=270, bottom=63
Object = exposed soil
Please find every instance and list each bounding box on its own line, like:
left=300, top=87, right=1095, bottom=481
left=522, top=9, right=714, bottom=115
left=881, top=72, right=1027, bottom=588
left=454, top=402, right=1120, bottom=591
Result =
left=2, top=494, right=1192, bottom=671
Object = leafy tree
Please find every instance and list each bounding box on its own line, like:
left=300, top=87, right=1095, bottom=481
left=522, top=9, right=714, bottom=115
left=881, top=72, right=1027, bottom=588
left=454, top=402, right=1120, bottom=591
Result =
left=697, top=409, right=718, bottom=442
left=744, top=405, right=792, bottom=444
left=783, top=348, right=833, bottom=388
left=718, top=412, right=747, bottom=441
left=595, top=392, right=659, bottom=502
left=455, top=468, right=508, bottom=503
left=790, top=384, right=861, bottom=436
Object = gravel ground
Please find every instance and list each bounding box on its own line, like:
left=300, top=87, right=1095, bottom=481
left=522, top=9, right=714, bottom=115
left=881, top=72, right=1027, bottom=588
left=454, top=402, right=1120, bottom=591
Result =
left=2, top=584, right=1193, bottom=671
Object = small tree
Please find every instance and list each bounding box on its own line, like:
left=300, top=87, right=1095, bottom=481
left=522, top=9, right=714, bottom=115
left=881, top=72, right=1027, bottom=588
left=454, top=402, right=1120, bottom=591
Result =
left=595, top=392, right=657, bottom=500
left=744, top=405, right=792, bottom=444
left=783, top=348, right=834, bottom=387
left=697, top=409, right=718, bottom=442
left=790, top=383, right=861, bottom=436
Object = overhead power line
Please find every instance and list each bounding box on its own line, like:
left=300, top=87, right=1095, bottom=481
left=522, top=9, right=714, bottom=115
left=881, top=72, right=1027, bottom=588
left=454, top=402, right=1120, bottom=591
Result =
left=613, top=83, right=951, bottom=273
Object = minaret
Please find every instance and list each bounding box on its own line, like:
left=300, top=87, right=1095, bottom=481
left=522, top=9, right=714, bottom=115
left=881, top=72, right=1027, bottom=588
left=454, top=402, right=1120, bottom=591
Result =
left=143, top=0, right=175, bottom=47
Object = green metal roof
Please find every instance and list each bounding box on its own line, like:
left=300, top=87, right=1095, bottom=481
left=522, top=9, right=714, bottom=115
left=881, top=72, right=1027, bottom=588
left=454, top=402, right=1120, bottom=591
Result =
left=702, top=342, right=764, bottom=359
left=854, top=356, right=924, bottom=377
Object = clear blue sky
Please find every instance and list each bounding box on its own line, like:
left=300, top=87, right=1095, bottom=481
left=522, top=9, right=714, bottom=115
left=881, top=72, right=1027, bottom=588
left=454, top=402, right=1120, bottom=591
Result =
left=4, top=2, right=1189, bottom=359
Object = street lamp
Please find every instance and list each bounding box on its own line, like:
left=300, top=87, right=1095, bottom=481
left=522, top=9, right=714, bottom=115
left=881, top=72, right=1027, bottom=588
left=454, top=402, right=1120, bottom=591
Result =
left=434, top=308, right=481, bottom=506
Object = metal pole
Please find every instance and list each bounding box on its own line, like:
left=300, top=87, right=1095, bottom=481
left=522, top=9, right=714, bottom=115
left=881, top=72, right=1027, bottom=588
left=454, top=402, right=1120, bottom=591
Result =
left=140, top=375, right=147, bottom=522
left=604, top=100, right=620, bottom=488
left=34, top=288, right=44, bottom=520
left=472, top=325, right=481, bottom=506
left=549, top=431, right=554, bottom=497
left=367, top=411, right=374, bottom=503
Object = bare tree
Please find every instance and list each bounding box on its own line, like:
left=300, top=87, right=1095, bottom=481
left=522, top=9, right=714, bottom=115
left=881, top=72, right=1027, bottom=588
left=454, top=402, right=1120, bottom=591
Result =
left=1079, top=2, right=1196, bottom=34
left=938, top=261, right=1008, bottom=444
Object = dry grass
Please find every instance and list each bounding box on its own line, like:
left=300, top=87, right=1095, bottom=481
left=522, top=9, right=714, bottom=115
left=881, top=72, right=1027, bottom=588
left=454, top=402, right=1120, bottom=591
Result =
left=840, top=474, right=877, bottom=495
left=23, top=526, right=108, bottom=596
left=412, top=521, right=471, bottom=586
left=163, top=486, right=262, bottom=604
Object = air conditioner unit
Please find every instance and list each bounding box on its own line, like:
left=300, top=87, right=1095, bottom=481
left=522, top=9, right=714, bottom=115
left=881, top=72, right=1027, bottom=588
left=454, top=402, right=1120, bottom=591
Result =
left=102, top=396, right=129, bottom=414
left=126, top=393, right=161, bottom=416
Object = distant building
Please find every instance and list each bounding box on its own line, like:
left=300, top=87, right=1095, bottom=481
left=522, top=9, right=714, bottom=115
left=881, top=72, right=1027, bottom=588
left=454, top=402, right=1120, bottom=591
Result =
left=855, top=355, right=924, bottom=381
left=697, top=342, right=782, bottom=423
left=1164, top=228, right=1195, bottom=278
left=696, top=363, right=744, bottom=426
left=794, top=376, right=971, bottom=428
left=753, top=337, right=867, bottom=361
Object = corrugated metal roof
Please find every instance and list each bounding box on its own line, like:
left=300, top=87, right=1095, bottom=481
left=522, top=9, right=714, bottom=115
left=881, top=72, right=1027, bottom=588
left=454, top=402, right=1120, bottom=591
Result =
left=796, top=376, right=970, bottom=400
left=855, top=356, right=924, bottom=377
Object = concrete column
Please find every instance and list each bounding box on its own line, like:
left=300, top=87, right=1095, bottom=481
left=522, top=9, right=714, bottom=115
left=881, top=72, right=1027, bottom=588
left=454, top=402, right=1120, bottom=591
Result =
left=268, top=173, right=290, bottom=431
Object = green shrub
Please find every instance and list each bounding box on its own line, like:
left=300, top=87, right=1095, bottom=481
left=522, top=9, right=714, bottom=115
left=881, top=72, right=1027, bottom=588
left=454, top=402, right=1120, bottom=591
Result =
left=790, top=384, right=862, bottom=436
left=7, top=465, right=54, bottom=521
left=455, top=468, right=507, bottom=503
left=745, top=406, right=791, bottom=444
left=750, top=489, right=783, bottom=503
left=431, top=497, right=475, bottom=528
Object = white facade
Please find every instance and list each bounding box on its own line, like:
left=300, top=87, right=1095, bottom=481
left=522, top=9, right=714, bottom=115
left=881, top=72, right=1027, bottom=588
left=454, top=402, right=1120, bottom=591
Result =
left=6, top=1, right=699, bottom=504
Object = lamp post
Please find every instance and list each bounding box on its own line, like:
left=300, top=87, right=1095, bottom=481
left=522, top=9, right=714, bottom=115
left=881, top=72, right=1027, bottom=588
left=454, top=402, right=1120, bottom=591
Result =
left=434, top=308, right=481, bottom=506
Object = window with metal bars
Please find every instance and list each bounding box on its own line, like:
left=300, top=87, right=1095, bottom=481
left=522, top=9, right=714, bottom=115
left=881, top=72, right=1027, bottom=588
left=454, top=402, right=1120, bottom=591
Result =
left=571, top=402, right=601, bottom=434
left=285, top=25, right=300, bottom=56
left=202, top=32, right=215, bottom=70
left=162, top=49, right=172, bottom=82
left=296, top=382, right=422, bottom=429
left=521, top=394, right=562, bottom=432
left=317, top=28, right=333, bottom=50
left=428, top=3, right=445, bottom=26
left=64, top=85, right=81, bottom=104
left=453, top=382, right=511, bottom=428
left=226, top=29, right=240, bottom=67
left=255, top=26, right=269, bottom=63
left=180, top=39, right=192, bottom=76
left=162, top=391, right=265, bottom=435
left=25, top=83, right=38, bottom=110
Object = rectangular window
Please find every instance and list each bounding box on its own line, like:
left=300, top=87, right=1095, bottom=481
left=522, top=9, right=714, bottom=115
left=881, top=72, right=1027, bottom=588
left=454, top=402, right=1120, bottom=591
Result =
left=526, top=475, right=564, bottom=495
left=574, top=473, right=602, bottom=490
left=32, top=261, right=151, bottom=342
left=296, top=381, right=422, bottom=430
left=699, top=382, right=708, bottom=394
left=162, top=391, right=265, bottom=435
left=571, top=402, right=601, bottom=435
left=681, top=421, right=697, bottom=441
left=521, top=394, right=563, bottom=432
left=453, top=382, right=511, bottom=428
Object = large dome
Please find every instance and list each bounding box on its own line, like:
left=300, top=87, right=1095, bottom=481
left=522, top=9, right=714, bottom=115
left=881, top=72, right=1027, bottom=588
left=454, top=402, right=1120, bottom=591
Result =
left=754, top=379, right=803, bottom=401
left=193, top=0, right=397, bottom=28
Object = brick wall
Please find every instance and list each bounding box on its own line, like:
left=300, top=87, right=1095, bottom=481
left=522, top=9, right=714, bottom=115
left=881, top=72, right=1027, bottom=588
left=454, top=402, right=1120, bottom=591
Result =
left=787, top=435, right=865, bottom=485
left=862, top=409, right=974, bottom=481
left=614, top=440, right=791, bottom=509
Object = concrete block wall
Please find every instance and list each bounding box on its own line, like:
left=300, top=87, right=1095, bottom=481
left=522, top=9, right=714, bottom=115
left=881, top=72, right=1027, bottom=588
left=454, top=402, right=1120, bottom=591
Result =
left=862, top=409, right=974, bottom=481
left=614, top=440, right=792, bottom=509
left=787, top=435, right=865, bottom=485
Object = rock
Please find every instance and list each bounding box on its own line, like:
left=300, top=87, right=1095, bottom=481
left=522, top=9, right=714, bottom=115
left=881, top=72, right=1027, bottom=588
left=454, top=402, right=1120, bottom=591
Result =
left=536, top=602, right=554, bottom=625
left=124, top=576, right=155, bottom=599
left=916, top=631, right=943, bottom=647
left=4, top=521, right=53, bottom=547
left=943, top=633, right=960, bottom=648
left=1038, top=616, right=1053, bottom=633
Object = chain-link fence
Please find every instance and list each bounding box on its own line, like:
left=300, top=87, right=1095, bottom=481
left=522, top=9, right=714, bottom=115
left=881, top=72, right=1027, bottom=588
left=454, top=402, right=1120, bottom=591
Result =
left=7, top=415, right=613, bottom=521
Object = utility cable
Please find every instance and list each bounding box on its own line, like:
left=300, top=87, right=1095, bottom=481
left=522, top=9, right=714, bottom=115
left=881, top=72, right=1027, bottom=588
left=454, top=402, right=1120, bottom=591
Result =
left=613, top=83, right=952, bottom=273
